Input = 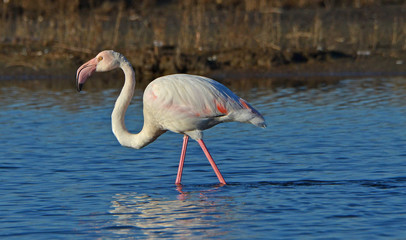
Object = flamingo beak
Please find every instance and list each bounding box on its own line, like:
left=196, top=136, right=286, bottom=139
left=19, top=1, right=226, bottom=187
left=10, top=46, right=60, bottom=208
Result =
left=76, top=57, right=98, bottom=92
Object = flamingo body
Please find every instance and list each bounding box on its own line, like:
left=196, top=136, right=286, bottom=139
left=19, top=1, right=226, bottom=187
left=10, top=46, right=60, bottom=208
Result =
left=143, top=74, right=265, bottom=140
left=76, top=50, right=266, bottom=185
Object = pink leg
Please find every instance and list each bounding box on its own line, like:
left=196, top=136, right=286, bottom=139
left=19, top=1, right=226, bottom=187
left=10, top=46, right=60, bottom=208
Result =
left=197, top=139, right=227, bottom=185
left=175, top=135, right=189, bottom=185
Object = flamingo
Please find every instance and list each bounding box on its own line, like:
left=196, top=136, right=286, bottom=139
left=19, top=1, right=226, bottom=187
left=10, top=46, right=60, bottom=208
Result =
left=76, top=50, right=266, bottom=185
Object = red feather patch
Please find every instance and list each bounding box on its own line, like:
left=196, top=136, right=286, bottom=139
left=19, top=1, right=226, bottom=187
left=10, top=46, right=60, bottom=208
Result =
left=216, top=101, right=228, bottom=114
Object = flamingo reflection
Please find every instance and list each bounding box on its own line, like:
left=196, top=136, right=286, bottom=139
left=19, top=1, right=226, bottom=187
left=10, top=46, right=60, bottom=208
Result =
left=108, top=190, right=230, bottom=238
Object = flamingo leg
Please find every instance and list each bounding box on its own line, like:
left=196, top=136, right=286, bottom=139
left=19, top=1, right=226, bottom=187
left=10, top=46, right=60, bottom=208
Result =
left=197, top=139, right=227, bottom=185
left=175, top=135, right=189, bottom=185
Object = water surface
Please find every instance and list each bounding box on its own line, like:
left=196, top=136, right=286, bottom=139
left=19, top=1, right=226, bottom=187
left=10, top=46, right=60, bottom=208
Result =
left=1, top=77, right=406, bottom=239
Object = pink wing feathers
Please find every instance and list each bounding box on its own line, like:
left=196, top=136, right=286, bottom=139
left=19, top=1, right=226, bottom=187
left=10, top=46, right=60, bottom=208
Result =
left=143, top=74, right=266, bottom=135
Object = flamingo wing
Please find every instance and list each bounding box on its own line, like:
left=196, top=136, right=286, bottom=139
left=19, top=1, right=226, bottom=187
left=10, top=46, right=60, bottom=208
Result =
left=143, top=74, right=266, bottom=137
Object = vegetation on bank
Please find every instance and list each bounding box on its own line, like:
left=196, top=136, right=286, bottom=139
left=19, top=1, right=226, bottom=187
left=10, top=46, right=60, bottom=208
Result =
left=1, top=0, right=406, bottom=81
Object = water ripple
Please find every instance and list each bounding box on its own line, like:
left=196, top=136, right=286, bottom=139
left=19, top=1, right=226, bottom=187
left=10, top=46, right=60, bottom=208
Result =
left=1, top=77, right=406, bottom=239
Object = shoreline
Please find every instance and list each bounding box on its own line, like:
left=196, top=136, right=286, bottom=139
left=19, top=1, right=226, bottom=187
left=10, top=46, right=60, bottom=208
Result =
left=1, top=49, right=406, bottom=81
left=1, top=52, right=406, bottom=92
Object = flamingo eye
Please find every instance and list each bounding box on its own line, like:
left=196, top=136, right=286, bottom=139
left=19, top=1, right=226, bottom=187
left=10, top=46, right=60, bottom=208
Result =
left=97, top=56, right=103, bottom=62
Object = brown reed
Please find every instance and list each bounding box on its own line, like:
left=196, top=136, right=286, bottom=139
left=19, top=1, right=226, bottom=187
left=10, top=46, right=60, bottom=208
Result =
left=0, top=0, right=406, bottom=79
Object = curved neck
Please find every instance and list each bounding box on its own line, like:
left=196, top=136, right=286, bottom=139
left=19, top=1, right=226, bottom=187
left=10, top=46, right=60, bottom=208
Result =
left=111, top=60, right=154, bottom=149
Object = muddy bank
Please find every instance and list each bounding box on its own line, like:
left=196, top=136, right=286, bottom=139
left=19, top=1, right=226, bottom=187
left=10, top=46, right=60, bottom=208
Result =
left=1, top=46, right=406, bottom=84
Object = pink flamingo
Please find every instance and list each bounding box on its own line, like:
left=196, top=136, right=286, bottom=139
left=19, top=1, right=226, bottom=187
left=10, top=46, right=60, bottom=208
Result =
left=76, top=50, right=266, bottom=185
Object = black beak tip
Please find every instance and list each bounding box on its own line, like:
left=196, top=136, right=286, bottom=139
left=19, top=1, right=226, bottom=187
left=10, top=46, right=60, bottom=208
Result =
left=77, top=83, right=83, bottom=92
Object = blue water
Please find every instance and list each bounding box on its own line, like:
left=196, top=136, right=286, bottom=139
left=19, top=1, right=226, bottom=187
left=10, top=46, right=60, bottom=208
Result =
left=1, top=77, right=406, bottom=239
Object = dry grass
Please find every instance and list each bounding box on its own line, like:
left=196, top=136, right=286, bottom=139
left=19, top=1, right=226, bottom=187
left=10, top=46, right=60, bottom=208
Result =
left=1, top=0, right=406, bottom=79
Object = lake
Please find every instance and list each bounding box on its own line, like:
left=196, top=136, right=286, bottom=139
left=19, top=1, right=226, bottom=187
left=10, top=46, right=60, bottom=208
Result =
left=1, top=76, right=406, bottom=239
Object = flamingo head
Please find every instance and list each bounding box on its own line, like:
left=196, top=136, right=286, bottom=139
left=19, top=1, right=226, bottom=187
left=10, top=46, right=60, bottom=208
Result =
left=76, top=50, right=121, bottom=92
